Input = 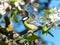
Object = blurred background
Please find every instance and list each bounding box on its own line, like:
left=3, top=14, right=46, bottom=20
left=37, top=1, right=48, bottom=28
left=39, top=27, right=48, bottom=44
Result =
left=0, top=0, right=60, bottom=45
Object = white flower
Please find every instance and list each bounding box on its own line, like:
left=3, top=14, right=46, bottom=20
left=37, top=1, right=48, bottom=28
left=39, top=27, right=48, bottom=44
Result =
left=53, top=8, right=58, bottom=13
left=33, top=7, right=38, bottom=11
left=58, top=9, right=60, bottom=13
left=19, top=0, right=25, bottom=5
left=14, top=0, right=26, bottom=11
left=0, top=10, right=6, bottom=15
left=49, top=13, right=60, bottom=22
left=17, top=0, right=25, bottom=5
left=0, top=2, right=6, bottom=15
left=4, top=2, right=10, bottom=9
left=14, top=2, right=22, bottom=11
left=14, top=2, right=19, bottom=7
left=0, top=2, right=11, bottom=15
left=49, top=8, right=60, bottom=22
left=57, top=9, right=60, bottom=16
left=54, top=8, right=57, bottom=11
left=29, top=0, right=35, bottom=3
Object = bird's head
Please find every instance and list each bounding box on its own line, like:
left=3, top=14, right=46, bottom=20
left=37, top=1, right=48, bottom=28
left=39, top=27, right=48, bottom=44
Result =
left=22, top=16, right=34, bottom=22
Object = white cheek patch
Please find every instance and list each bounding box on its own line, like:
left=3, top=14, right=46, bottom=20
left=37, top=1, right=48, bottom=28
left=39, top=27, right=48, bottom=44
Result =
left=23, top=17, right=28, bottom=20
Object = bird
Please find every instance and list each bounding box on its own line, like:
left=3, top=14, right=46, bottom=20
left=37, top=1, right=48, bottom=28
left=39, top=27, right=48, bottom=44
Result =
left=22, top=16, right=54, bottom=37
left=22, top=16, right=42, bottom=32
left=0, top=16, right=13, bottom=39
left=4, top=16, right=13, bottom=32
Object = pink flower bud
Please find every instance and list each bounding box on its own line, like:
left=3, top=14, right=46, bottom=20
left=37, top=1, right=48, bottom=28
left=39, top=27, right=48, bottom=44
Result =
left=22, top=12, right=26, bottom=16
left=6, top=7, right=11, bottom=12
left=34, top=39, right=39, bottom=44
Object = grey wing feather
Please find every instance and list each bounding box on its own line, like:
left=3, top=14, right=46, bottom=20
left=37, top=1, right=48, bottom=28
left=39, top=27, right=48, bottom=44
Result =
left=28, top=20, right=42, bottom=26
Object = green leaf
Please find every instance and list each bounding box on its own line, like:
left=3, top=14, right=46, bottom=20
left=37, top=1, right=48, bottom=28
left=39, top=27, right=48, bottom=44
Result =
left=12, top=14, right=20, bottom=23
left=42, top=24, right=50, bottom=36
left=49, top=8, right=54, bottom=13
left=11, top=8, right=20, bottom=23
left=14, top=15, right=20, bottom=23
left=42, top=44, right=46, bottom=45
left=0, top=14, right=2, bottom=19
left=44, top=8, right=53, bottom=14
left=11, top=8, right=18, bottom=17
left=9, top=0, right=16, bottom=3
left=40, top=16, right=45, bottom=20
left=0, top=41, right=8, bottom=45
left=25, top=34, right=40, bottom=42
left=42, top=31, right=47, bottom=36
left=42, top=24, right=50, bottom=31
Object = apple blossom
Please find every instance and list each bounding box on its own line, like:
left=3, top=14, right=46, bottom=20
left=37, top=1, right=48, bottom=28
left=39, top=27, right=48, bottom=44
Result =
left=16, top=0, right=25, bottom=5
left=29, top=0, right=35, bottom=3
left=14, top=2, right=22, bottom=11
left=34, top=39, right=39, bottom=44
left=0, top=1, right=11, bottom=15
left=49, top=8, right=60, bottom=23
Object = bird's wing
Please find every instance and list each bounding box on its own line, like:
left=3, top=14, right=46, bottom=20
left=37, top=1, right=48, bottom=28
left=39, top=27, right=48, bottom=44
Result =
left=24, top=21, right=38, bottom=30
left=28, top=20, right=41, bottom=26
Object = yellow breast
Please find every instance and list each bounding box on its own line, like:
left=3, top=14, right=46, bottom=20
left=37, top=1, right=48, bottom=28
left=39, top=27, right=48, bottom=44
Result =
left=7, top=24, right=13, bottom=31
left=24, top=21, right=38, bottom=31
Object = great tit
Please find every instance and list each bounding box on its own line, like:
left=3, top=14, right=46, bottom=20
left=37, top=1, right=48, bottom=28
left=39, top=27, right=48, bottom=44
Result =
left=22, top=17, right=42, bottom=32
